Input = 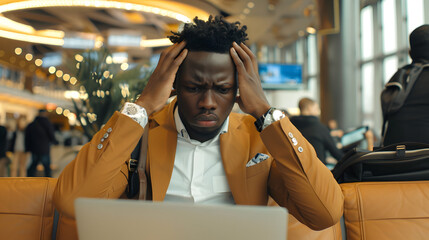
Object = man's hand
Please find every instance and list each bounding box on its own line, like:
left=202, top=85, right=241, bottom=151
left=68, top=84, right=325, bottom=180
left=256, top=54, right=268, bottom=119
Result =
left=230, top=42, right=270, bottom=119
left=135, top=41, right=188, bottom=115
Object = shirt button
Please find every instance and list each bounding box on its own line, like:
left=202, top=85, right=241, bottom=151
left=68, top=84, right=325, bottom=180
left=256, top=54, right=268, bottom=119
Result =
left=298, top=147, right=303, bottom=153
left=97, top=144, right=103, bottom=150
left=107, top=127, right=112, bottom=133
left=103, top=133, right=109, bottom=138
left=288, top=132, right=294, bottom=138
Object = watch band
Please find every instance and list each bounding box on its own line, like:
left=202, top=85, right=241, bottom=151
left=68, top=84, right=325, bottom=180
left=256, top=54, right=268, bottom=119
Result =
left=254, top=107, right=286, bottom=132
left=254, top=108, right=273, bottom=132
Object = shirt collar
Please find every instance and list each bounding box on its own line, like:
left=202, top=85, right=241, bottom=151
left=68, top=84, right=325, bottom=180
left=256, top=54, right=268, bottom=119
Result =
left=174, top=107, right=229, bottom=142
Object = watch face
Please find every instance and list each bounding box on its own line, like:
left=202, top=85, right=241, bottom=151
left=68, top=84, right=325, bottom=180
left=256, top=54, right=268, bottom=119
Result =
left=272, top=109, right=285, bottom=121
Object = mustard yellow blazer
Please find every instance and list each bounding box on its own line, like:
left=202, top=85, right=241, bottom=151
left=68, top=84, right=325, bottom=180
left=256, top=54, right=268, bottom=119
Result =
left=54, top=99, right=343, bottom=235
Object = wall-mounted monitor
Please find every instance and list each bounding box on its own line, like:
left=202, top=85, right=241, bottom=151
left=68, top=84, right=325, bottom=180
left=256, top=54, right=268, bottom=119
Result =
left=258, top=63, right=303, bottom=90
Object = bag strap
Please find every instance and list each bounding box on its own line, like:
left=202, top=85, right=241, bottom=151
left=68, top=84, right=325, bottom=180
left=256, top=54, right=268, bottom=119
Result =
left=138, top=125, right=149, bottom=200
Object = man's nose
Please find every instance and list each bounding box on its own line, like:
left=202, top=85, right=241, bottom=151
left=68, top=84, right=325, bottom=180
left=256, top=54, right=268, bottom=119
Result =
left=198, top=90, right=216, bottom=110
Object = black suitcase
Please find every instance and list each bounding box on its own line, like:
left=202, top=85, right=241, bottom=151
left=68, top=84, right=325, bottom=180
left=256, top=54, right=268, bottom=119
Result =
left=332, top=143, right=429, bottom=183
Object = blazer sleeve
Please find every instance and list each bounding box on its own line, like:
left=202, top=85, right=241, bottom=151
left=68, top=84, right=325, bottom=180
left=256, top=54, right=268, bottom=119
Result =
left=261, top=117, right=344, bottom=230
left=53, top=112, right=144, bottom=218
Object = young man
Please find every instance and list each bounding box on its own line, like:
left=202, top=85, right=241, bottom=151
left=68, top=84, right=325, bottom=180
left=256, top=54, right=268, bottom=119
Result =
left=54, top=16, right=343, bottom=236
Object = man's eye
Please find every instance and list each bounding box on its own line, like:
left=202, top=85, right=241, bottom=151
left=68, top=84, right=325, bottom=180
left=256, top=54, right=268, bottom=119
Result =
left=217, top=87, right=231, bottom=94
left=186, top=87, right=200, bottom=92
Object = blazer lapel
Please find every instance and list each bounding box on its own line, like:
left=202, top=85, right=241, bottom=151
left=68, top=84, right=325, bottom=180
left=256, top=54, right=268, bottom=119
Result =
left=148, top=100, right=177, bottom=201
left=220, top=115, right=250, bottom=204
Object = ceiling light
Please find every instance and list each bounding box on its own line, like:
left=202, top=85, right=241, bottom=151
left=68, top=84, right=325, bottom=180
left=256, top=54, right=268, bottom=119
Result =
left=48, top=66, right=56, bottom=74
left=120, top=63, right=129, bottom=71
left=0, top=0, right=211, bottom=46
left=140, top=38, right=173, bottom=48
left=14, top=47, right=22, bottom=55
left=75, top=54, right=84, bottom=62
left=247, top=2, right=255, bottom=8
left=243, top=8, right=250, bottom=14
left=34, top=58, right=43, bottom=66
left=306, top=27, right=316, bottom=34
left=56, top=70, right=63, bottom=78
left=63, top=74, right=70, bottom=81
left=25, top=53, right=33, bottom=61
left=56, top=107, right=63, bottom=115
left=0, top=1, right=193, bottom=23
left=70, top=77, right=78, bottom=85
left=63, top=109, right=70, bottom=117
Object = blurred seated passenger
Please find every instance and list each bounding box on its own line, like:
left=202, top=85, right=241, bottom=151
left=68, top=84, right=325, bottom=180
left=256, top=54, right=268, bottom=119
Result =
left=383, top=24, right=429, bottom=146
left=290, top=98, right=344, bottom=165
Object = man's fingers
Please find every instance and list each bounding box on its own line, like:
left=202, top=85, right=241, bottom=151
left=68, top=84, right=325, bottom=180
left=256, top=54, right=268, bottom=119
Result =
left=240, top=43, right=258, bottom=73
left=230, top=47, right=246, bottom=74
left=158, top=41, right=186, bottom=66
left=173, top=49, right=188, bottom=67
left=232, top=42, right=254, bottom=74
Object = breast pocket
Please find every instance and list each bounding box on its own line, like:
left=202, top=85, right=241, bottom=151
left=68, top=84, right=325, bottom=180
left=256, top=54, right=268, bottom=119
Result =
left=246, top=158, right=270, bottom=179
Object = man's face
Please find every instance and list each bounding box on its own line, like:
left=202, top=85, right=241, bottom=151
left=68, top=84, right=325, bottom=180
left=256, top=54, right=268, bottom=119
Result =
left=175, top=51, right=237, bottom=142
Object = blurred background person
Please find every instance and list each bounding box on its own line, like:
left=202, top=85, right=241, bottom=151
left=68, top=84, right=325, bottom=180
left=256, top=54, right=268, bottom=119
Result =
left=290, top=98, right=344, bottom=165
left=9, top=117, right=29, bottom=177
left=0, top=124, right=9, bottom=177
left=25, top=109, right=57, bottom=177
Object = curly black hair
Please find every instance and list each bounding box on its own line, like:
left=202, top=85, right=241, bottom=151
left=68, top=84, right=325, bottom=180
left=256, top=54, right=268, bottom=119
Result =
left=168, top=15, right=248, bottom=53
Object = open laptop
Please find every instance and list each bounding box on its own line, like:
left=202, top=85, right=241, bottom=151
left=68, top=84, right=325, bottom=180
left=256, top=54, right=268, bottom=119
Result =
left=75, top=198, right=288, bottom=240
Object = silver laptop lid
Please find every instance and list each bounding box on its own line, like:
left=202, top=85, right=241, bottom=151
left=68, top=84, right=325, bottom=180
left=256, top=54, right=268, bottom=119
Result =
left=75, top=198, right=288, bottom=240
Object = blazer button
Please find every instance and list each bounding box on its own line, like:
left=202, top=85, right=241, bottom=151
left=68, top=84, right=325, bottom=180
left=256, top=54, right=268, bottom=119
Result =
left=298, top=147, right=303, bottom=153
left=292, top=138, right=298, bottom=146
left=107, top=127, right=112, bottom=133
left=288, top=132, right=294, bottom=138
left=97, top=144, right=103, bottom=150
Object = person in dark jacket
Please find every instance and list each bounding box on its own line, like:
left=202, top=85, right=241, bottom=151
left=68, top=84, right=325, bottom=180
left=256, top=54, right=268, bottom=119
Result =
left=383, top=24, right=429, bottom=146
left=25, top=109, right=57, bottom=177
left=0, top=125, right=9, bottom=177
left=290, top=98, right=344, bottom=164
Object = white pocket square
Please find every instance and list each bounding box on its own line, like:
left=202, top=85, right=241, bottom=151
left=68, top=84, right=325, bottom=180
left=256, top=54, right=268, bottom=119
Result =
left=246, top=153, right=269, bottom=167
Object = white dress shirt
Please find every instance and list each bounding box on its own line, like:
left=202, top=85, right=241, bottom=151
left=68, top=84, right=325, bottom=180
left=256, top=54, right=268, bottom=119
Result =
left=164, top=108, right=235, bottom=204
left=121, top=102, right=235, bottom=205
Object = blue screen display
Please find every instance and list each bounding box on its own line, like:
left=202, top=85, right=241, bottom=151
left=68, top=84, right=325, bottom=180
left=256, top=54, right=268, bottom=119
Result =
left=258, top=63, right=302, bottom=89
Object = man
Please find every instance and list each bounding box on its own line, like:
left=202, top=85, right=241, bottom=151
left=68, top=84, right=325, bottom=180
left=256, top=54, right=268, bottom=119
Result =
left=25, top=109, right=57, bottom=177
left=383, top=24, right=429, bottom=146
left=290, top=98, right=344, bottom=164
left=54, top=16, right=343, bottom=237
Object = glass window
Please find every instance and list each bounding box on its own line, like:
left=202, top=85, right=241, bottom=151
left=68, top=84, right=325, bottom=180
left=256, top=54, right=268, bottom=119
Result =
left=361, top=6, right=374, bottom=60
left=307, top=34, right=317, bottom=75
left=296, top=38, right=304, bottom=64
left=383, top=55, right=398, bottom=84
left=362, top=63, right=374, bottom=114
left=381, top=0, right=397, bottom=54
left=406, top=0, right=424, bottom=35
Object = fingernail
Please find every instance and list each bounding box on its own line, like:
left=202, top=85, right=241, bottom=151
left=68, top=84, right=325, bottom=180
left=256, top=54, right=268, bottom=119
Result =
left=233, top=42, right=238, bottom=46
left=231, top=47, right=236, bottom=54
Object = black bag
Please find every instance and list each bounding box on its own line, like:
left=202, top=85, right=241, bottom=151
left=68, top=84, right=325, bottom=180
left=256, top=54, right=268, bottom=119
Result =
left=380, top=61, right=429, bottom=137
left=332, top=143, right=429, bottom=183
